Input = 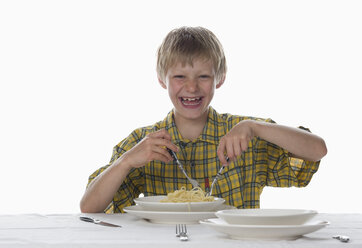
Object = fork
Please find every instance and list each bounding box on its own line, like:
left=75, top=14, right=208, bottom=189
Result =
left=206, top=157, right=229, bottom=197
left=206, top=165, right=225, bottom=197
left=167, top=148, right=200, bottom=188
left=176, top=224, right=188, bottom=241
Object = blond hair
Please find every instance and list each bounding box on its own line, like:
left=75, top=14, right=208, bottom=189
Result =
left=157, top=26, right=227, bottom=81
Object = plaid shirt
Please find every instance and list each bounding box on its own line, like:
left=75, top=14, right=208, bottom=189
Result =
left=87, top=106, right=320, bottom=213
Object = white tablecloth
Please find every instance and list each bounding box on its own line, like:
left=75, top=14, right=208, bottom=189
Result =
left=0, top=213, right=361, bottom=247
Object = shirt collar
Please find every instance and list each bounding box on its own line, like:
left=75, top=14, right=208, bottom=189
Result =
left=163, top=110, right=184, bottom=146
left=163, top=106, right=226, bottom=146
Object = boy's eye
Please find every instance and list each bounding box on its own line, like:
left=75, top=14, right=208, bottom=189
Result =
left=174, top=75, right=185, bottom=79
left=199, top=75, right=211, bottom=79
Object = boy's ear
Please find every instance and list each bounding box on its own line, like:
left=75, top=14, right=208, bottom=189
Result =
left=216, top=74, right=226, bottom=89
left=158, top=76, right=167, bottom=89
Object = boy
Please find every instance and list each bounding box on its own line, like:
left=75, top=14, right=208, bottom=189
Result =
left=80, top=26, right=327, bottom=213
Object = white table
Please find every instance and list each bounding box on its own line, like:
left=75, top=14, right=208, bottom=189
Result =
left=0, top=213, right=361, bottom=247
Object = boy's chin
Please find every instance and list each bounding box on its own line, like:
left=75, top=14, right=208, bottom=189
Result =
left=174, top=107, right=209, bottom=121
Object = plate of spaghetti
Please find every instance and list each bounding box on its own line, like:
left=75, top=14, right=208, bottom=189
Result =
left=134, top=187, right=225, bottom=212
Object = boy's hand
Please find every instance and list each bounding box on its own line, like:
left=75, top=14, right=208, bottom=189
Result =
left=217, top=120, right=255, bottom=165
left=121, top=129, right=178, bottom=169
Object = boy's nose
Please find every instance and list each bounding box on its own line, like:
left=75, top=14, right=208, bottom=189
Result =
left=185, top=79, right=198, bottom=92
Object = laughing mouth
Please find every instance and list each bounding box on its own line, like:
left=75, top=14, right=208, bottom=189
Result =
left=180, top=97, right=203, bottom=106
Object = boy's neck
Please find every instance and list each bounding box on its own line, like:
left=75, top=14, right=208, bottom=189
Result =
left=174, top=110, right=209, bottom=141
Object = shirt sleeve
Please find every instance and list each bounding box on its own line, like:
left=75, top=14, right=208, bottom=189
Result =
left=255, top=137, right=320, bottom=188
left=86, top=132, right=145, bottom=213
left=226, top=115, right=320, bottom=188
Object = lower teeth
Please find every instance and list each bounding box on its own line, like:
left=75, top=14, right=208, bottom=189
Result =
left=183, top=100, right=199, bottom=105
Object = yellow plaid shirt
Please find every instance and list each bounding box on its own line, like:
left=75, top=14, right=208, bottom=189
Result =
left=87, top=106, right=320, bottom=213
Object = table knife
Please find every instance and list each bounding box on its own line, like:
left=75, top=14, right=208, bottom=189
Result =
left=79, top=216, right=122, bottom=228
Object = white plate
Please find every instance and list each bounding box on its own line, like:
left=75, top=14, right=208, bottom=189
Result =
left=133, top=195, right=225, bottom=212
left=200, top=218, right=329, bottom=240
left=215, top=209, right=317, bottom=225
left=124, top=204, right=235, bottom=224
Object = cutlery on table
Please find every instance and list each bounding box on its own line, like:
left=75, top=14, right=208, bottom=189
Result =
left=176, top=224, right=189, bottom=241
left=167, top=148, right=200, bottom=188
left=333, top=235, right=350, bottom=243
left=79, top=216, right=122, bottom=228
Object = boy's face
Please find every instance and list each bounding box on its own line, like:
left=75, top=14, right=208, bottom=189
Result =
left=158, top=58, right=224, bottom=124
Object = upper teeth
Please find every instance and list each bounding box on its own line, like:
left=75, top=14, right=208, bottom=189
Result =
left=183, top=97, right=200, bottom=101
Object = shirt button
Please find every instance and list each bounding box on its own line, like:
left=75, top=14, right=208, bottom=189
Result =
left=190, top=162, right=195, bottom=167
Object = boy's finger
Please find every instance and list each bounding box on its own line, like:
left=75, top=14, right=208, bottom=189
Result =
left=217, top=142, right=229, bottom=166
left=217, top=140, right=225, bottom=156
left=219, top=155, right=228, bottom=166
left=219, top=153, right=230, bottom=166
left=151, top=152, right=173, bottom=164
left=158, top=139, right=179, bottom=152
left=226, top=140, right=234, bottom=161
left=233, top=138, right=242, bottom=157
left=241, top=139, right=249, bottom=152
left=150, top=129, right=172, bottom=140
left=153, top=146, right=174, bottom=162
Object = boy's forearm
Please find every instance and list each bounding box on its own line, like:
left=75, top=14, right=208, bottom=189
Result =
left=80, top=157, right=132, bottom=213
left=252, top=121, right=327, bottom=162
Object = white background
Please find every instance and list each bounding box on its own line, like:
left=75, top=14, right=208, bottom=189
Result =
left=0, top=0, right=361, bottom=214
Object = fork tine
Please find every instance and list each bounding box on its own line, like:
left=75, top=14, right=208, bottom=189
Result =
left=175, top=224, right=189, bottom=241
left=176, top=224, right=188, bottom=235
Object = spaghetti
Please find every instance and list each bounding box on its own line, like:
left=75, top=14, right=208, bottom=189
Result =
left=160, top=186, right=214, bottom=203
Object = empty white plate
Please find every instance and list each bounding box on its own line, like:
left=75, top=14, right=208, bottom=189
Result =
left=200, top=218, right=329, bottom=240
left=215, top=209, right=318, bottom=225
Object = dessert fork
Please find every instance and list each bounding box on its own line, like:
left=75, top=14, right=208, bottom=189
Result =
left=176, top=224, right=188, bottom=241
